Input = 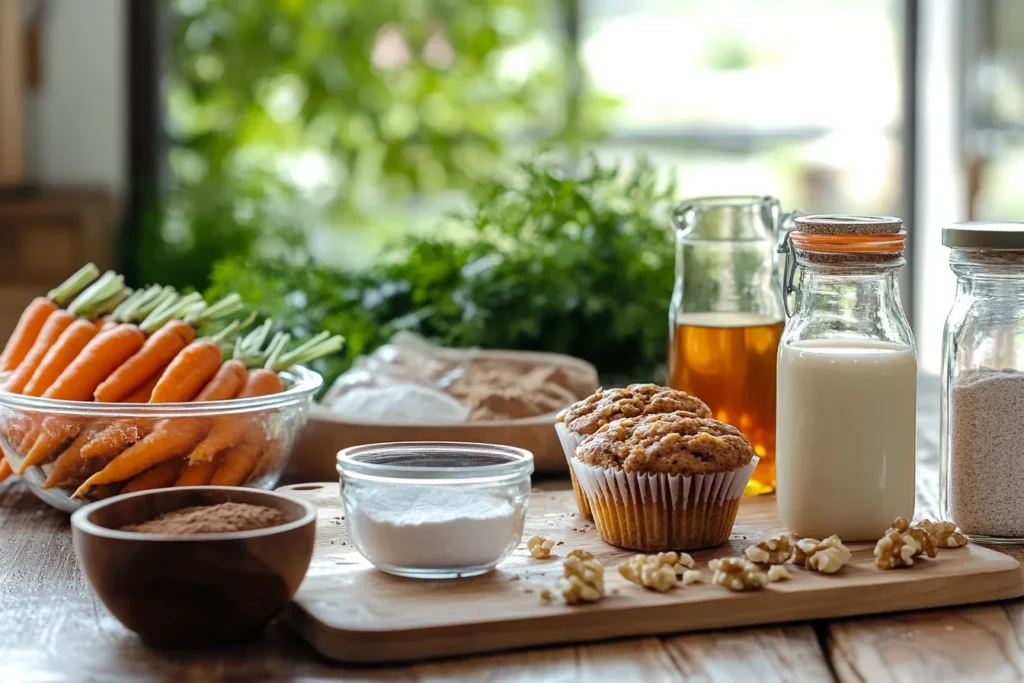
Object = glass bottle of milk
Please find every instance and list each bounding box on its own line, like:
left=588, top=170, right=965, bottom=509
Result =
left=776, top=215, right=916, bottom=541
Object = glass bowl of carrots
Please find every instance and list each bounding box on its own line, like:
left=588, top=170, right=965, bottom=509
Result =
left=0, top=263, right=340, bottom=512
left=0, top=365, right=322, bottom=512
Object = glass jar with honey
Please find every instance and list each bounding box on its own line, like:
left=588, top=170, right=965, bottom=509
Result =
left=668, top=196, right=795, bottom=494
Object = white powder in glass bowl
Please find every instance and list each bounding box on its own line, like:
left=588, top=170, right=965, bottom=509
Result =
left=347, top=485, right=524, bottom=571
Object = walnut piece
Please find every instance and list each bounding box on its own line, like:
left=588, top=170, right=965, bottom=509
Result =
left=681, top=569, right=702, bottom=586
left=793, top=536, right=852, bottom=574
left=888, top=518, right=938, bottom=559
left=767, top=565, right=792, bottom=582
left=874, top=529, right=919, bottom=569
left=617, top=552, right=695, bottom=592
left=744, top=534, right=793, bottom=565
left=709, top=557, right=769, bottom=591
left=917, top=519, right=968, bottom=549
left=544, top=550, right=605, bottom=605
left=526, top=535, right=556, bottom=559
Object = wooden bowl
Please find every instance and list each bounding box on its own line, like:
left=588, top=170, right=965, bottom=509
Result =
left=70, top=486, right=316, bottom=648
left=288, top=349, right=599, bottom=481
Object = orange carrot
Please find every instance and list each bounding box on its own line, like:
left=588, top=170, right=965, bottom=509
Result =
left=74, top=421, right=208, bottom=497
left=174, top=457, right=218, bottom=486
left=4, top=310, right=75, bottom=394
left=0, top=458, right=12, bottom=483
left=23, top=320, right=98, bottom=396
left=122, top=458, right=184, bottom=494
left=209, top=442, right=261, bottom=486
left=148, top=339, right=223, bottom=404
left=41, top=429, right=94, bottom=488
left=43, top=324, right=146, bottom=401
left=0, top=298, right=57, bottom=372
left=188, top=369, right=283, bottom=462
left=94, top=320, right=196, bottom=402
left=120, top=367, right=165, bottom=403
left=194, top=359, right=247, bottom=401
left=16, top=421, right=80, bottom=474
left=79, top=421, right=153, bottom=460
left=74, top=361, right=248, bottom=496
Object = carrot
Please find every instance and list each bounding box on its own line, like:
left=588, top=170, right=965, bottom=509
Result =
left=209, top=442, right=261, bottom=486
left=79, top=353, right=237, bottom=460
left=4, top=310, right=75, bottom=394
left=0, top=298, right=58, bottom=372
left=74, top=359, right=248, bottom=496
left=73, top=421, right=208, bottom=497
left=94, top=320, right=196, bottom=402
left=148, top=339, right=223, bottom=404
left=16, top=421, right=80, bottom=474
left=22, top=320, right=98, bottom=396
left=122, top=458, right=184, bottom=494
left=174, top=457, right=218, bottom=486
left=187, top=369, right=283, bottom=462
left=120, top=366, right=166, bottom=403
left=43, top=324, right=146, bottom=401
left=0, top=458, right=12, bottom=483
left=41, top=429, right=94, bottom=488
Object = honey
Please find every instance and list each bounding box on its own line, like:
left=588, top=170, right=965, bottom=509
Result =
left=667, top=312, right=782, bottom=495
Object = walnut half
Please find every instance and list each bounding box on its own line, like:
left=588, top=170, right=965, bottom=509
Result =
left=793, top=536, right=852, bottom=574
left=526, top=535, right=556, bottom=559
left=709, top=557, right=769, bottom=591
left=542, top=550, right=605, bottom=605
left=744, top=534, right=793, bottom=565
left=917, top=519, right=968, bottom=549
left=618, top=552, right=696, bottom=593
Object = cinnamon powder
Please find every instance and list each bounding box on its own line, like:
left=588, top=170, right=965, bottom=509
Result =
left=119, top=502, right=289, bottom=534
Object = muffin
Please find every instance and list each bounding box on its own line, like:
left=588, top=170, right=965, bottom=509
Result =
left=569, top=412, right=758, bottom=551
left=555, top=384, right=711, bottom=519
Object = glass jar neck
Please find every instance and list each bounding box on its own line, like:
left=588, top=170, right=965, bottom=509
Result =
left=950, top=249, right=1024, bottom=295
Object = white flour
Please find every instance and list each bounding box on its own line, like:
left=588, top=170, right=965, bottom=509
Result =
left=347, top=485, right=522, bottom=570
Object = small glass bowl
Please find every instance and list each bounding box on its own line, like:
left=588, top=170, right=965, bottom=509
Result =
left=0, top=366, right=322, bottom=512
left=336, top=442, right=534, bottom=579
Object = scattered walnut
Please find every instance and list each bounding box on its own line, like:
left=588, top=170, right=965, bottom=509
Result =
left=526, top=535, right=556, bottom=559
left=887, top=518, right=938, bottom=559
left=709, top=557, right=769, bottom=591
left=617, top=552, right=695, bottom=592
left=744, top=534, right=793, bottom=565
left=539, top=587, right=553, bottom=601
left=917, top=519, right=968, bottom=549
left=681, top=570, right=702, bottom=586
left=793, top=536, right=852, bottom=574
left=544, top=551, right=605, bottom=605
left=767, top=565, right=792, bottom=582
left=874, top=529, right=919, bottom=569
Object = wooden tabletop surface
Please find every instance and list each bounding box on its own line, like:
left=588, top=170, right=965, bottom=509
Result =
left=2, top=376, right=1023, bottom=682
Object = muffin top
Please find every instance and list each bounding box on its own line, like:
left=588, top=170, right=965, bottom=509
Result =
left=556, top=384, right=712, bottom=436
left=575, top=413, right=756, bottom=476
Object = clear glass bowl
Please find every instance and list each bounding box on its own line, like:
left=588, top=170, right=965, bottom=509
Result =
left=336, top=442, right=534, bottom=579
left=0, top=366, right=322, bottom=512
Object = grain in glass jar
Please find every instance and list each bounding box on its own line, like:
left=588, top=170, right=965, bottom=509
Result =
left=940, top=222, right=1024, bottom=543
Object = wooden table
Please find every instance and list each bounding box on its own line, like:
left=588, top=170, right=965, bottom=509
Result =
left=2, top=376, right=1023, bottom=682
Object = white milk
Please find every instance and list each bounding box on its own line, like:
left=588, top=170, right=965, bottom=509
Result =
left=776, top=339, right=917, bottom=541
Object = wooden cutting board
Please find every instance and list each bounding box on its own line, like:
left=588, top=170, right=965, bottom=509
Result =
left=279, top=483, right=1024, bottom=665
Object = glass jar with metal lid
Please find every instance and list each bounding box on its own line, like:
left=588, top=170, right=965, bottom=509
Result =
left=941, top=222, right=1024, bottom=543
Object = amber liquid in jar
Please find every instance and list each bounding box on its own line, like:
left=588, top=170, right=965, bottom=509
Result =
left=667, top=312, right=783, bottom=495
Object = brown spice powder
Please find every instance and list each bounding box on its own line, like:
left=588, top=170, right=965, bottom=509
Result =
left=119, top=502, right=289, bottom=534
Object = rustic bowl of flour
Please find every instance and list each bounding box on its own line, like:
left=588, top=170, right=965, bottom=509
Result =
left=336, top=442, right=533, bottom=578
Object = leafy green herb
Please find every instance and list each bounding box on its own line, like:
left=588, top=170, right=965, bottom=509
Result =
left=207, top=155, right=677, bottom=388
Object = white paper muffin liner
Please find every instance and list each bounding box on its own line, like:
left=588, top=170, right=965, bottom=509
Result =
left=554, top=421, right=592, bottom=519
left=569, top=455, right=758, bottom=551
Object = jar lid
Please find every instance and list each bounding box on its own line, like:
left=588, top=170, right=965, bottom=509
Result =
left=794, top=214, right=903, bottom=235
left=943, top=222, right=1024, bottom=249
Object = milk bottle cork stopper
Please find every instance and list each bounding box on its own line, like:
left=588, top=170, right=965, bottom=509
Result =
left=794, top=215, right=902, bottom=236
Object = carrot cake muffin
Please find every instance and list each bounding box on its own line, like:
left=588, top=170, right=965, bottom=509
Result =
left=554, top=384, right=711, bottom=519
left=570, top=412, right=758, bottom=551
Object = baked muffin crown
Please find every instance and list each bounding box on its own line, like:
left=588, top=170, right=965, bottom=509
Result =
left=556, top=384, right=712, bottom=436
left=575, top=412, right=755, bottom=476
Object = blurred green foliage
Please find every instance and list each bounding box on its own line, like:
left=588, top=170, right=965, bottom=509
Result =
left=145, top=0, right=578, bottom=288
left=207, top=155, right=677, bottom=387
